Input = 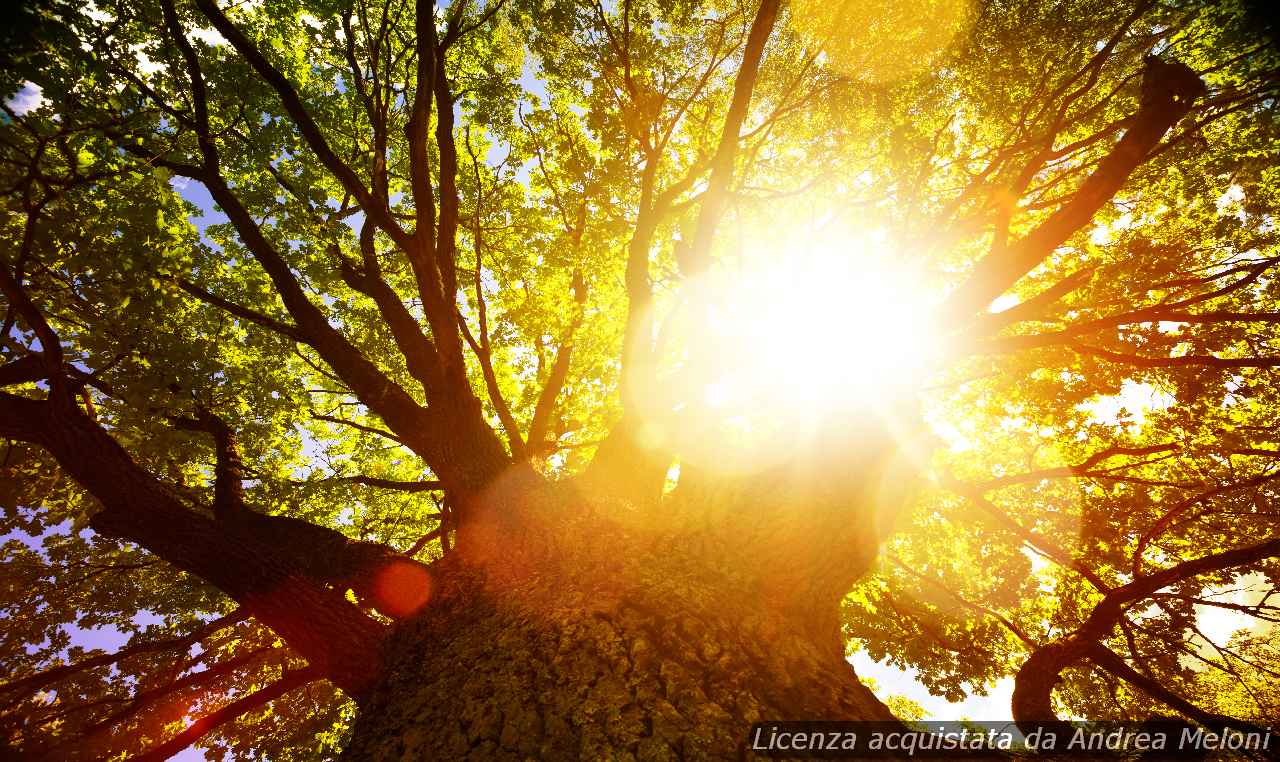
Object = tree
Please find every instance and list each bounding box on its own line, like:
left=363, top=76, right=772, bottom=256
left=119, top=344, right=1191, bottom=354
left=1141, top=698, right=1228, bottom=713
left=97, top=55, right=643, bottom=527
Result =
left=1, top=0, right=1278, bottom=757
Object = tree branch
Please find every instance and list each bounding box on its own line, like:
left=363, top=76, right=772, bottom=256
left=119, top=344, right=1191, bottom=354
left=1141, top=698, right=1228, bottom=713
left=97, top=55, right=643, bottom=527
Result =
left=170, top=409, right=248, bottom=519
left=681, top=0, right=781, bottom=276
left=127, top=666, right=320, bottom=762
left=297, top=474, right=444, bottom=492
left=0, top=609, right=246, bottom=707
left=1013, top=534, right=1280, bottom=729
left=941, top=57, right=1206, bottom=324
left=173, top=278, right=305, bottom=343
left=527, top=272, right=586, bottom=455
left=189, top=0, right=410, bottom=250
left=0, top=390, right=386, bottom=696
left=1085, top=642, right=1270, bottom=738
left=1071, top=343, right=1280, bottom=369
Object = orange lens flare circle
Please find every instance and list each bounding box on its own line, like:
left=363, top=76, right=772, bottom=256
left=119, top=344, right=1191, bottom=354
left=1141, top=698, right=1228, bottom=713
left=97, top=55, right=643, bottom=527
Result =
left=373, top=560, right=433, bottom=618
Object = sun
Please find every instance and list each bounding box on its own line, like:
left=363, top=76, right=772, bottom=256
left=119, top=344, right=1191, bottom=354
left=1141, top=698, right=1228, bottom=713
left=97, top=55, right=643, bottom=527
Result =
left=630, top=225, right=941, bottom=471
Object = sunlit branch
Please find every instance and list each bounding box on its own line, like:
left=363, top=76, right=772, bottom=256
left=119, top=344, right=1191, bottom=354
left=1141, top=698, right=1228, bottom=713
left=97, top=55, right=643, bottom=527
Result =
left=941, top=56, right=1205, bottom=325
left=1037, top=0, right=1156, bottom=135
left=403, top=525, right=445, bottom=557
left=340, top=5, right=392, bottom=204
left=172, top=278, right=305, bottom=342
left=190, top=0, right=411, bottom=250
left=940, top=476, right=1109, bottom=591
left=607, top=2, right=762, bottom=407
left=888, top=554, right=1035, bottom=647
left=337, top=231, right=447, bottom=399
left=0, top=609, right=246, bottom=710
left=653, top=22, right=737, bottom=153
left=170, top=409, right=249, bottom=519
left=194, top=172, right=440, bottom=456
left=1150, top=87, right=1280, bottom=161
left=1083, top=642, right=1265, bottom=736
left=393, top=0, right=479, bottom=389
left=1149, top=592, right=1280, bottom=623
left=76, top=646, right=277, bottom=750
left=681, top=0, right=780, bottom=277
left=294, top=474, right=444, bottom=492
left=404, top=0, right=439, bottom=246
left=879, top=592, right=996, bottom=663
left=128, top=665, right=321, bottom=762
left=1156, top=255, right=1279, bottom=296
left=527, top=272, right=586, bottom=456
left=1013, top=534, right=1280, bottom=727
left=309, top=413, right=403, bottom=444
left=965, top=267, right=1096, bottom=337
left=974, top=442, right=1180, bottom=490
left=936, top=6, right=1152, bottom=240
left=0, top=228, right=63, bottom=376
left=1226, top=448, right=1280, bottom=458
left=981, top=311, right=1280, bottom=354
left=1070, top=343, right=1280, bottom=369
left=433, top=41, right=462, bottom=303
left=0, top=388, right=386, bottom=695
left=1133, top=470, right=1280, bottom=576
left=619, top=153, right=661, bottom=398
left=973, top=255, right=1280, bottom=354
left=457, top=312, right=524, bottom=454
left=463, top=129, right=505, bottom=372
left=142, top=15, right=511, bottom=496
left=451, top=0, right=509, bottom=43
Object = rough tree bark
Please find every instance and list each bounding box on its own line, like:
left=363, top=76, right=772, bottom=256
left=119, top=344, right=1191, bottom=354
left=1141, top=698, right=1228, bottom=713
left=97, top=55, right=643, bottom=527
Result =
left=342, top=418, right=913, bottom=760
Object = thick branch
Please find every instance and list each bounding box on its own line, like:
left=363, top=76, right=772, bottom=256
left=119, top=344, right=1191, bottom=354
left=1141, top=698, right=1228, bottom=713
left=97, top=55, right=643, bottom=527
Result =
left=171, top=410, right=247, bottom=519
left=396, top=0, right=476, bottom=391
left=0, top=259, right=63, bottom=374
left=0, top=353, right=47, bottom=386
left=682, top=0, right=781, bottom=276
left=966, top=267, right=1096, bottom=337
left=0, top=391, right=385, bottom=696
left=1012, top=535, right=1280, bottom=728
left=152, top=3, right=465, bottom=482
left=942, top=58, right=1206, bottom=324
left=433, top=50, right=462, bottom=305
left=527, top=273, right=586, bottom=455
left=338, top=233, right=447, bottom=399
left=1085, top=642, right=1268, bottom=737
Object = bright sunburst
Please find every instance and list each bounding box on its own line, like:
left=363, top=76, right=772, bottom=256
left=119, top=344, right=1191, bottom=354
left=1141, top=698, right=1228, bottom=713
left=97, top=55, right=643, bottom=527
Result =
left=632, top=225, right=940, bottom=471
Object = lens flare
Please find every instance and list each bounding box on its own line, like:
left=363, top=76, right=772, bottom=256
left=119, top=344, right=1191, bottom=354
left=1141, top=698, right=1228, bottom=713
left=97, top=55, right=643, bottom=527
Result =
left=372, top=560, right=433, bottom=618
left=630, top=228, right=940, bottom=474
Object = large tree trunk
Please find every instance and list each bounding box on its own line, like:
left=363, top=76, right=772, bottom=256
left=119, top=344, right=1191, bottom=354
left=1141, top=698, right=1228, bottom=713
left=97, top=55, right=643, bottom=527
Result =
left=343, top=552, right=894, bottom=760
left=343, top=427, right=911, bottom=760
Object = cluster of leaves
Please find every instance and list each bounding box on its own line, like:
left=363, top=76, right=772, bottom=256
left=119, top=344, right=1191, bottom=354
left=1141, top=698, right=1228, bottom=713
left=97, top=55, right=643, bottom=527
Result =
left=842, top=0, right=1280, bottom=724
